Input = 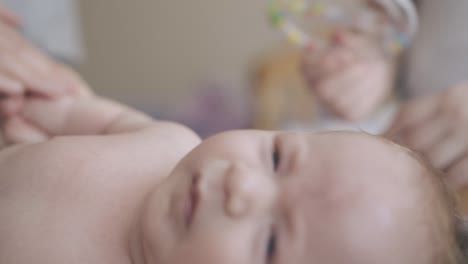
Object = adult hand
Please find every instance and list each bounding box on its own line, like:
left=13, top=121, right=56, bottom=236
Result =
left=0, top=5, right=91, bottom=147
left=301, top=30, right=394, bottom=121
left=0, top=4, right=20, bottom=28
left=386, top=82, right=468, bottom=189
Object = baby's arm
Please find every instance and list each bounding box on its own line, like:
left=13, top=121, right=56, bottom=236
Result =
left=0, top=95, right=201, bottom=187
left=19, top=96, right=155, bottom=136
left=0, top=96, right=200, bottom=242
left=3, top=93, right=200, bottom=159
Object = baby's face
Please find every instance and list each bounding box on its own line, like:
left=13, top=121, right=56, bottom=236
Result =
left=141, top=131, right=450, bottom=264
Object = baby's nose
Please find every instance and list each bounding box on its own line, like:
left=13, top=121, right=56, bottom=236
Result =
left=223, top=162, right=276, bottom=219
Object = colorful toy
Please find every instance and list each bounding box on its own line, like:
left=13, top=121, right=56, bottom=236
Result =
left=268, top=0, right=418, bottom=55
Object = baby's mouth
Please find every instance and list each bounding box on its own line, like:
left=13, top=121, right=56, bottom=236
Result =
left=184, top=174, right=200, bottom=228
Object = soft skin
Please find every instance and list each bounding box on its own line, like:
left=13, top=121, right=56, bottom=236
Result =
left=0, top=97, right=456, bottom=263
left=0, top=3, right=462, bottom=263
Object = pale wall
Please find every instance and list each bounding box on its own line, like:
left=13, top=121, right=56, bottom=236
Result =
left=77, top=0, right=283, bottom=113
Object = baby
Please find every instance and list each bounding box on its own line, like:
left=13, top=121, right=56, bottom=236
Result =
left=0, top=87, right=467, bottom=263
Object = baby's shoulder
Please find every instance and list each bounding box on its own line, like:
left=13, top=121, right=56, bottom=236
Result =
left=0, top=138, right=101, bottom=192
left=0, top=121, right=200, bottom=189
left=140, top=121, right=201, bottom=153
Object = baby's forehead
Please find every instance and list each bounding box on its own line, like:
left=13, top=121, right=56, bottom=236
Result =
left=282, top=132, right=437, bottom=217
left=287, top=131, right=423, bottom=173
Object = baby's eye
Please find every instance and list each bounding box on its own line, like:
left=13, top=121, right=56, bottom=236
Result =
left=266, top=228, right=277, bottom=263
left=272, top=150, right=280, bottom=171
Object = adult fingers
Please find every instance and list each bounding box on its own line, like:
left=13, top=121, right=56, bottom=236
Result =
left=54, top=66, right=93, bottom=97
left=385, top=94, right=439, bottom=138
left=0, top=22, right=70, bottom=97
left=315, top=65, right=367, bottom=119
left=447, top=156, right=468, bottom=190
left=425, top=131, right=468, bottom=171
left=339, top=66, right=388, bottom=121
left=302, top=46, right=355, bottom=90
left=0, top=5, right=20, bottom=28
left=20, top=97, right=71, bottom=136
left=0, top=52, right=65, bottom=97
left=331, top=29, right=380, bottom=60
left=397, top=114, right=450, bottom=152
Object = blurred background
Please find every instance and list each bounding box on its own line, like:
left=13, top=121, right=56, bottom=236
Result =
left=78, top=0, right=287, bottom=136
left=5, top=0, right=318, bottom=137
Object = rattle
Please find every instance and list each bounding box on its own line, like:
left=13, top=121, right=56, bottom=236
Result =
left=268, top=0, right=418, bottom=55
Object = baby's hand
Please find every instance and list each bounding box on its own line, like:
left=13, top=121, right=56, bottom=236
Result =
left=301, top=30, right=394, bottom=121
left=385, top=82, right=468, bottom=189
left=2, top=94, right=154, bottom=144
left=1, top=96, right=112, bottom=146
